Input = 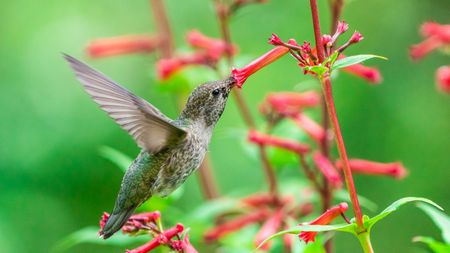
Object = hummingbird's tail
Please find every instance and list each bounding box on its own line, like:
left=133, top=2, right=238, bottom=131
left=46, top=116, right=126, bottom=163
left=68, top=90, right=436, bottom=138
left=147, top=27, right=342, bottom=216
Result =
left=99, top=204, right=138, bottom=239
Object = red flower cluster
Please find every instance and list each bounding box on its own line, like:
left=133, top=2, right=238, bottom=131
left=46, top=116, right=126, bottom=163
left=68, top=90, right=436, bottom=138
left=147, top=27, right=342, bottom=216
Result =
left=204, top=192, right=313, bottom=251
left=157, top=30, right=237, bottom=80
left=99, top=211, right=197, bottom=253
left=231, top=21, right=382, bottom=86
left=410, top=22, right=450, bottom=94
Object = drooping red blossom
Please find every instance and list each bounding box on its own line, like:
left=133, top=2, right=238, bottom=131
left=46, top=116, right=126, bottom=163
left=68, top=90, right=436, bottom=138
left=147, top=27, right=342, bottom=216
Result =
left=232, top=40, right=296, bottom=87
left=254, top=208, right=284, bottom=250
left=265, top=91, right=321, bottom=115
left=186, top=30, right=236, bottom=61
left=156, top=53, right=212, bottom=80
left=410, top=22, right=450, bottom=60
left=181, top=234, right=198, bottom=253
left=336, top=159, right=408, bottom=179
left=289, top=113, right=326, bottom=143
left=126, top=224, right=184, bottom=253
left=122, top=211, right=161, bottom=234
left=436, top=65, right=450, bottom=94
left=312, top=152, right=343, bottom=189
left=248, top=130, right=310, bottom=155
left=342, top=62, right=382, bottom=84
left=298, top=202, right=348, bottom=243
left=241, top=193, right=278, bottom=207
left=204, top=209, right=270, bottom=242
left=86, top=35, right=160, bottom=58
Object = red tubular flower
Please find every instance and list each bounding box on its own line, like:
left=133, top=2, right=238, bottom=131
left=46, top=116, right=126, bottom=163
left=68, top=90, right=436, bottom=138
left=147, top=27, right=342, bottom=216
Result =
left=254, top=209, right=284, bottom=250
left=336, top=159, right=408, bottom=179
left=266, top=91, right=321, bottom=115
left=342, top=63, right=382, bottom=84
left=289, top=113, right=326, bottom=143
left=268, top=33, right=284, bottom=46
left=204, top=209, right=270, bottom=242
left=241, top=193, right=276, bottom=207
left=410, top=22, right=450, bottom=60
left=156, top=53, right=210, bottom=80
left=248, top=130, right=310, bottom=155
left=86, top=35, right=160, bottom=58
left=436, top=65, right=450, bottom=94
left=186, top=30, right=236, bottom=61
left=232, top=40, right=295, bottom=87
left=126, top=224, right=184, bottom=253
left=298, top=203, right=348, bottom=243
left=410, top=37, right=443, bottom=60
left=349, top=31, right=364, bottom=44
left=312, top=152, right=343, bottom=189
left=122, top=212, right=161, bottom=234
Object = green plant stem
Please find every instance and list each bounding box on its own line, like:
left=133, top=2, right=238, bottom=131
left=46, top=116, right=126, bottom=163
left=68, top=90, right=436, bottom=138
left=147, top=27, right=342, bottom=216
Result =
left=357, top=232, right=375, bottom=253
left=308, top=0, right=364, bottom=231
left=150, top=0, right=220, bottom=199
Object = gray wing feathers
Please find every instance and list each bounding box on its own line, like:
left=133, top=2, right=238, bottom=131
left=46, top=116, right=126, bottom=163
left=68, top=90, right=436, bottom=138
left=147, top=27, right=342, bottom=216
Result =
left=64, top=54, right=186, bottom=153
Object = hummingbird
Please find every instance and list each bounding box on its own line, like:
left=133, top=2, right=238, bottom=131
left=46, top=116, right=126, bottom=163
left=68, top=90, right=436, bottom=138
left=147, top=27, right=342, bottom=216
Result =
left=64, top=54, right=236, bottom=239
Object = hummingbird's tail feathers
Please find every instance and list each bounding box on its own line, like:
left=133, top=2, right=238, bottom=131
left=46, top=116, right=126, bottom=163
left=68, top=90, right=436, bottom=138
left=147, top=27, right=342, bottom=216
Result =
left=99, top=204, right=138, bottom=239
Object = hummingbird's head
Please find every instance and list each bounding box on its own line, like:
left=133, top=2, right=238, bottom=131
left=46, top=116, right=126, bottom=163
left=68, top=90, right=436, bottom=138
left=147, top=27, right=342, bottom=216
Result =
left=180, top=77, right=236, bottom=127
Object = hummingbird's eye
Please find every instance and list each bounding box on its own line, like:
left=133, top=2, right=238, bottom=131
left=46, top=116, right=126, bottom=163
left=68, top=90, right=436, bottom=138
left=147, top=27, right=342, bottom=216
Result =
left=211, top=89, right=221, bottom=97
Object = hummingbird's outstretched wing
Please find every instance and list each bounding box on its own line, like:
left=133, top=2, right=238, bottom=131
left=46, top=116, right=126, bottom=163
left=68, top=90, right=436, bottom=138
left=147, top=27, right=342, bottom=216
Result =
left=64, top=54, right=187, bottom=153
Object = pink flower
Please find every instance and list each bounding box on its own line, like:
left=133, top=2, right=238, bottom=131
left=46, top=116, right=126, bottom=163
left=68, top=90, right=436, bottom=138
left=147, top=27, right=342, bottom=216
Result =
left=241, top=193, right=277, bottom=207
left=342, top=62, right=382, bottom=84
left=204, top=209, right=270, bottom=242
left=254, top=209, right=284, bottom=250
left=312, top=152, right=343, bottom=189
left=232, top=40, right=295, bottom=87
left=122, top=211, right=161, bottom=234
left=181, top=234, right=198, bottom=253
left=436, top=65, right=450, bottom=94
left=186, top=30, right=235, bottom=61
left=126, top=224, right=184, bottom=253
left=298, top=203, right=348, bottom=243
left=290, top=113, right=326, bottom=143
left=86, top=35, right=160, bottom=58
left=99, top=212, right=109, bottom=231
left=336, top=159, right=408, bottom=179
left=410, top=22, right=450, bottom=60
left=248, top=130, right=310, bottom=155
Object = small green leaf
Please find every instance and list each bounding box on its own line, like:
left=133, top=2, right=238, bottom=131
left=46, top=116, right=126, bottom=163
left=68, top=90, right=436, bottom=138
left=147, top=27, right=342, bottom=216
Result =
left=98, top=146, right=133, bottom=172
left=417, top=203, right=450, bottom=243
left=413, top=236, right=450, bottom=253
left=256, top=223, right=355, bottom=250
left=304, top=65, right=328, bottom=77
left=367, top=197, right=443, bottom=229
left=52, top=226, right=148, bottom=252
left=324, top=51, right=339, bottom=66
left=332, top=54, right=387, bottom=70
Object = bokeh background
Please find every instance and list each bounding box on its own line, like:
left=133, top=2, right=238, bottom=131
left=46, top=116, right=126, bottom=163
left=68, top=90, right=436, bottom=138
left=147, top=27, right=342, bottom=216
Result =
left=0, top=0, right=449, bottom=252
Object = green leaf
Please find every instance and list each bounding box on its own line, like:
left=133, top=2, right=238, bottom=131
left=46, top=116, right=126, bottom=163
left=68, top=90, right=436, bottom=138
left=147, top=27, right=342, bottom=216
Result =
left=52, top=226, right=148, bottom=252
left=413, top=236, right=450, bottom=253
left=304, top=65, right=328, bottom=77
left=332, top=54, right=387, bottom=70
left=98, top=146, right=133, bottom=172
left=324, top=51, right=339, bottom=67
left=417, top=203, right=450, bottom=243
left=367, top=197, right=443, bottom=230
left=256, top=223, right=355, bottom=250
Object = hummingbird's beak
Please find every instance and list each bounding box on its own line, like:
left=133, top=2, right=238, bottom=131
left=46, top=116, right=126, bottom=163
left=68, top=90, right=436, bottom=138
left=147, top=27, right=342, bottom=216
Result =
left=226, top=76, right=237, bottom=88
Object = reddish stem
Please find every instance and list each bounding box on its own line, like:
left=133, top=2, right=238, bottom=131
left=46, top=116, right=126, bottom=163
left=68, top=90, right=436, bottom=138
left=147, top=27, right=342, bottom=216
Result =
left=150, top=0, right=220, bottom=199
left=214, top=1, right=279, bottom=197
left=309, top=0, right=364, bottom=230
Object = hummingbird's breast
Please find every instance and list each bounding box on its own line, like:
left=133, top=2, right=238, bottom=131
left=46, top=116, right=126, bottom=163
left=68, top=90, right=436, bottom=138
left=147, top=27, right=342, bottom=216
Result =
left=151, top=124, right=213, bottom=197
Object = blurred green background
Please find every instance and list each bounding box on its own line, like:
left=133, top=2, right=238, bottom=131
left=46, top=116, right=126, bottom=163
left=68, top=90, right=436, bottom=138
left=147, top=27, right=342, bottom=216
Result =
left=0, top=0, right=449, bottom=252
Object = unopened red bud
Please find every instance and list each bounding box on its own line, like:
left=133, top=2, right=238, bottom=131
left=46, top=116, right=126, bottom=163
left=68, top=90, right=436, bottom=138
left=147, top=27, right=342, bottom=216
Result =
left=268, top=33, right=284, bottom=46
left=349, top=31, right=364, bottom=44
left=86, top=35, right=160, bottom=58
left=248, top=130, right=310, bottom=154
left=312, top=152, right=342, bottom=189
left=336, top=159, right=408, bottom=179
